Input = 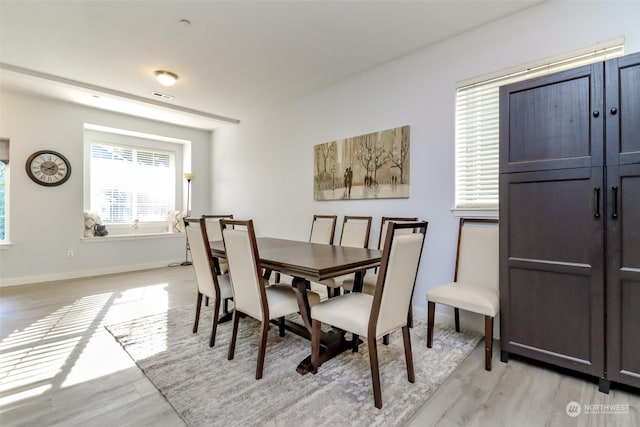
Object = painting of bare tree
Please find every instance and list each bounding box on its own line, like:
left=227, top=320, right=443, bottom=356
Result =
left=314, top=125, right=410, bottom=200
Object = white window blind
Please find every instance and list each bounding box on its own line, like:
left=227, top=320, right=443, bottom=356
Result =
left=454, top=44, right=624, bottom=209
left=90, top=143, right=175, bottom=223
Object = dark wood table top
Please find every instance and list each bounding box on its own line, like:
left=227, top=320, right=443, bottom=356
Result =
left=211, top=237, right=381, bottom=374
left=210, top=237, right=381, bottom=282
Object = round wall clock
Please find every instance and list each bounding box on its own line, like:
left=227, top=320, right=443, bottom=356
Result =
left=25, top=150, right=72, bottom=186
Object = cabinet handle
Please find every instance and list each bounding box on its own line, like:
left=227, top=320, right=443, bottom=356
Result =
left=612, top=186, right=618, bottom=219
left=593, top=110, right=600, bottom=118
left=610, top=107, right=618, bottom=115
left=594, top=187, right=601, bottom=218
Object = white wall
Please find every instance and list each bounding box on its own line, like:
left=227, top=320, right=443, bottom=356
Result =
left=211, top=1, right=640, bottom=333
left=0, top=91, right=213, bottom=285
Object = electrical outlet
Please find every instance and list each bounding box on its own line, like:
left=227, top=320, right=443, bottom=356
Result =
left=67, top=250, right=74, bottom=258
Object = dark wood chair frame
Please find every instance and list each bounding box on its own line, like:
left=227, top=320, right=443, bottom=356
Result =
left=201, top=214, right=234, bottom=308
left=339, top=215, right=373, bottom=247
left=350, top=216, right=418, bottom=349
left=328, top=215, right=373, bottom=299
left=184, top=218, right=233, bottom=347
left=426, top=217, right=499, bottom=371
left=312, top=221, right=428, bottom=409
left=275, top=214, right=338, bottom=284
left=221, top=218, right=287, bottom=380
left=309, top=214, right=338, bottom=244
left=378, top=217, right=418, bottom=325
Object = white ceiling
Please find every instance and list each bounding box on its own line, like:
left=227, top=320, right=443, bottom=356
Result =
left=0, top=0, right=541, bottom=130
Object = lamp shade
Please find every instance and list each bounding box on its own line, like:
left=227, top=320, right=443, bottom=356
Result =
left=183, top=172, right=196, bottom=181
left=0, top=138, right=8, bottom=164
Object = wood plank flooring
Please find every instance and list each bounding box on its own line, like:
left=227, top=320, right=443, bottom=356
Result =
left=1, top=267, right=638, bottom=426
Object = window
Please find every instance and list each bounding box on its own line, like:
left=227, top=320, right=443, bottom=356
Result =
left=454, top=44, right=624, bottom=210
left=85, top=125, right=188, bottom=232
left=90, top=144, right=175, bottom=223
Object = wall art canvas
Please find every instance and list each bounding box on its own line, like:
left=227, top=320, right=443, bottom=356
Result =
left=314, top=125, right=410, bottom=200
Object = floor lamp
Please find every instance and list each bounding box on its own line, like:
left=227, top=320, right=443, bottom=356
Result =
left=181, top=172, right=196, bottom=266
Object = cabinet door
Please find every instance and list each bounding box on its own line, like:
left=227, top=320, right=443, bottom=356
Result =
left=499, top=167, right=605, bottom=376
left=606, top=164, right=640, bottom=387
left=499, top=64, right=604, bottom=173
left=606, top=52, right=640, bottom=166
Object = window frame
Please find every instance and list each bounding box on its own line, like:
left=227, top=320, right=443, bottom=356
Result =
left=84, top=125, right=189, bottom=236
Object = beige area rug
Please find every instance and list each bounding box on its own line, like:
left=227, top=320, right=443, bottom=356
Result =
left=106, top=305, right=480, bottom=427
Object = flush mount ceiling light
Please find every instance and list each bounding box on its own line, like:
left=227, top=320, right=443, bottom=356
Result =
left=154, top=70, right=178, bottom=86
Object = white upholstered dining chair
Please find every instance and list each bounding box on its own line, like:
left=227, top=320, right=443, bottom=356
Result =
left=202, top=214, right=233, bottom=274
left=426, top=218, right=499, bottom=370
left=341, top=216, right=417, bottom=295
left=221, top=218, right=320, bottom=379
left=310, top=221, right=428, bottom=408
left=276, top=214, right=337, bottom=289
left=184, top=218, right=233, bottom=347
left=318, top=215, right=372, bottom=297
left=309, top=214, right=337, bottom=244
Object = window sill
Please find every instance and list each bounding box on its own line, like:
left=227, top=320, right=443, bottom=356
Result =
left=451, top=207, right=498, bottom=220
left=81, top=232, right=185, bottom=243
left=0, top=241, right=13, bottom=249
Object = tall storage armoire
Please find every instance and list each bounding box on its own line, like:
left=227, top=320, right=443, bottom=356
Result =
left=499, top=51, right=640, bottom=392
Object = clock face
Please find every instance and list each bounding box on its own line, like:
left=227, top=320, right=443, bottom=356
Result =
left=26, top=150, right=72, bottom=186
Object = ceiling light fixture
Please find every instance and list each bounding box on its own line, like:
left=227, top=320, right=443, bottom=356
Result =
left=154, top=70, right=178, bottom=86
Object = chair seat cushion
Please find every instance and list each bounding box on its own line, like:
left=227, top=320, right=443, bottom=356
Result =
left=265, top=284, right=301, bottom=319
left=317, top=278, right=337, bottom=288
left=426, top=282, right=499, bottom=317
left=218, top=273, right=234, bottom=300
left=311, top=293, right=373, bottom=337
left=264, top=284, right=321, bottom=319
left=340, top=272, right=377, bottom=295
left=201, top=273, right=234, bottom=301
left=217, top=259, right=229, bottom=274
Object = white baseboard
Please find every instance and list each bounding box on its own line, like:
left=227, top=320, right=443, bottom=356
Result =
left=0, top=259, right=183, bottom=287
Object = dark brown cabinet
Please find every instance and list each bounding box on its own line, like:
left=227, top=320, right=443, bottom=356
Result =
left=499, top=51, right=640, bottom=392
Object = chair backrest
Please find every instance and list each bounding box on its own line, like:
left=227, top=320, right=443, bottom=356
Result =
left=339, top=216, right=372, bottom=248
left=370, top=221, right=428, bottom=338
left=185, top=218, right=220, bottom=298
left=309, top=215, right=337, bottom=244
left=220, top=219, right=268, bottom=321
left=378, top=216, right=418, bottom=249
left=202, top=214, right=233, bottom=242
left=454, top=218, right=499, bottom=291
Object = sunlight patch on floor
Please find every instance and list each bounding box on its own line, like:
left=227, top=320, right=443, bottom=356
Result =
left=0, top=336, right=81, bottom=392
left=63, top=283, right=170, bottom=387
left=0, top=293, right=112, bottom=402
left=0, top=283, right=172, bottom=407
left=0, top=383, right=52, bottom=407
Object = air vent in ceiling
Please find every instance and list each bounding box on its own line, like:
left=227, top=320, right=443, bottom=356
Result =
left=151, top=91, right=174, bottom=100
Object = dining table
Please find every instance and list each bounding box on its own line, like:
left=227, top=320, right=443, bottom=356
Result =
left=209, top=237, right=382, bottom=374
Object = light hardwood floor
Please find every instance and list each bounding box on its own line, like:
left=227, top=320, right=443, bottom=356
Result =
left=1, top=267, right=638, bottom=426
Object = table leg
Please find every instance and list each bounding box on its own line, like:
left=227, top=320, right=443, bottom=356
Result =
left=296, top=329, right=350, bottom=374
left=292, top=277, right=313, bottom=332
left=288, top=276, right=359, bottom=375
left=349, top=270, right=365, bottom=352
left=351, top=270, right=364, bottom=293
